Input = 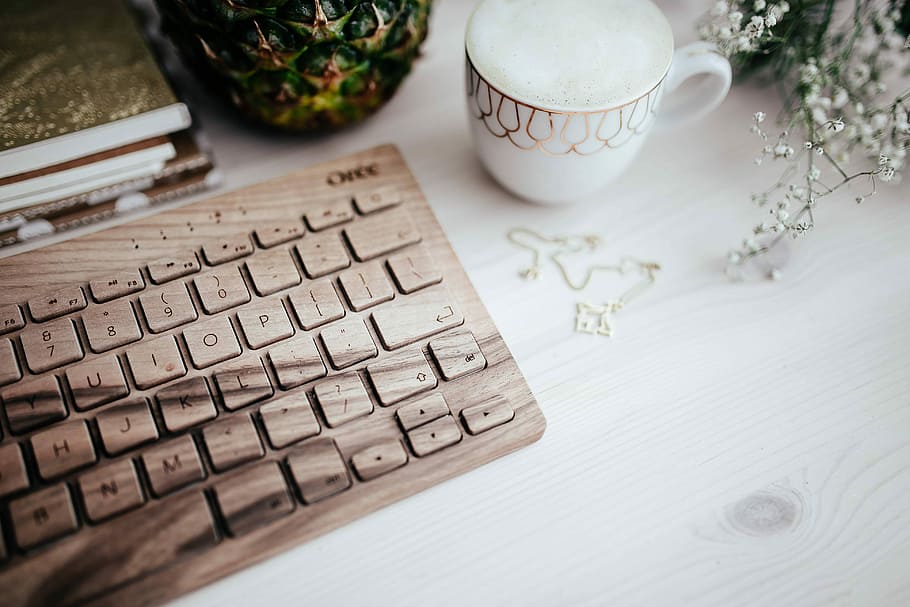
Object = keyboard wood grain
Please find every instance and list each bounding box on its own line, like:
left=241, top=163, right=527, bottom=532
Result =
left=0, top=144, right=545, bottom=607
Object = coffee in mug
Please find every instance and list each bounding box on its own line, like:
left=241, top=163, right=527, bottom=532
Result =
left=465, top=0, right=732, bottom=204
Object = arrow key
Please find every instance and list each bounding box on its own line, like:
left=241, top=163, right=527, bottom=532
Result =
left=461, top=396, right=515, bottom=435
left=396, top=393, right=451, bottom=431
left=407, top=415, right=462, bottom=457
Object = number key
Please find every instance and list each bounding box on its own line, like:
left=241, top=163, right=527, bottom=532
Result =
left=139, top=283, right=197, bottom=333
left=83, top=300, right=142, bottom=352
left=193, top=268, right=251, bottom=315
left=20, top=318, right=83, bottom=373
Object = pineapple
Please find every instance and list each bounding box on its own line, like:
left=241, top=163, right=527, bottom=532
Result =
left=154, top=0, right=432, bottom=130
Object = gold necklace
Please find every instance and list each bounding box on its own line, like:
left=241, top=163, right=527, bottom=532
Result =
left=507, top=228, right=660, bottom=337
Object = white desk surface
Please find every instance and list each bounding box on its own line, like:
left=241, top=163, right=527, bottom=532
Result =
left=11, top=1, right=910, bottom=605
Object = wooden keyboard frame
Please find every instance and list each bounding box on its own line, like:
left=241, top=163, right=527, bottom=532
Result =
left=0, top=144, right=546, bottom=606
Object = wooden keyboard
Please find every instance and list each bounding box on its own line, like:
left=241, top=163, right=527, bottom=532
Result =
left=0, top=145, right=545, bottom=606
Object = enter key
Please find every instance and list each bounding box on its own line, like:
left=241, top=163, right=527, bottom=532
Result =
left=371, top=288, right=464, bottom=349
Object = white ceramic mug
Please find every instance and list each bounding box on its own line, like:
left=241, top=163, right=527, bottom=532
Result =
left=465, top=0, right=733, bottom=205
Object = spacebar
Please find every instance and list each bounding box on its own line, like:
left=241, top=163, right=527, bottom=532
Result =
left=0, top=490, right=218, bottom=607
left=371, top=288, right=464, bottom=349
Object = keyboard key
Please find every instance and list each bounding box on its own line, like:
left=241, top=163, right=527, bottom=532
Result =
left=202, top=414, right=264, bottom=472
left=429, top=331, right=486, bottom=380
left=89, top=269, right=145, bottom=303
left=387, top=245, right=443, bottom=293
left=237, top=300, right=295, bottom=349
left=82, top=299, right=143, bottom=352
left=139, top=283, right=198, bottom=333
left=2, top=375, right=66, bottom=434
left=31, top=419, right=97, bottom=480
left=254, top=220, right=304, bottom=248
left=194, top=267, right=251, bottom=315
left=9, top=484, right=78, bottom=550
left=142, top=435, right=207, bottom=497
left=371, top=289, right=464, bottom=349
left=353, top=185, right=402, bottom=214
left=147, top=250, right=201, bottom=284
left=461, top=396, right=515, bottom=435
left=320, top=317, right=377, bottom=369
left=125, top=335, right=187, bottom=389
left=213, top=462, right=294, bottom=536
left=28, top=286, right=86, bottom=322
left=213, top=357, right=274, bottom=410
left=0, top=304, right=25, bottom=334
left=268, top=337, right=327, bottom=389
left=0, top=442, right=30, bottom=497
left=351, top=440, right=408, bottom=481
left=183, top=315, right=242, bottom=369
left=156, top=376, right=217, bottom=432
left=79, top=459, right=145, bottom=523
left=245, top=248, right=301, bottom=296
left=0, top=338, right=21, bottom=386
left=95, top=398, right=159, bottom=455
left=20, top=317, right=83, bottom=373
left=295, top=232, right=350, bottom=278
left=338, top=261, right=395, bottom=311
left=407, top=415, right=462, bottom=457
left=286, top=438, right=350, bottom=503
left=343, top=206, right=420, bottom=261
left=396, top=393, right=451, bottom=431
left=366, top=348, right=437, bottom=406
left=260, top=394, right=320, bottom=449
left=287, top=279, right=345, bottom=330
left=202, top=234, right=254, bottom=265
left=305, top=199, right=354, bottom=231
left=66, top=354, right=129, bottom=411
left=314, top=372, right=373, bottom=428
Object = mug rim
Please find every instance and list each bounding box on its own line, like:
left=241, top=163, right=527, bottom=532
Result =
left=465, top=50, right=669, bottom=117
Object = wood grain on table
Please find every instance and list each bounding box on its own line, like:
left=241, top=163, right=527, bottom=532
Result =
left=3, top=1, right=909, bottom=606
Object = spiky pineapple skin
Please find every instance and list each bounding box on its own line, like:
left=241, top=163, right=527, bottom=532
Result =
left=155, top=0, right=432, bottom=130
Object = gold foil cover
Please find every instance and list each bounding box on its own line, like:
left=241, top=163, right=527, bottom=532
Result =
left=0, top=0, right=178, bottom=151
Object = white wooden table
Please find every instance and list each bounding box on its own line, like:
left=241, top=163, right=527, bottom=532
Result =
left=14, top=1, right=910, bottom=605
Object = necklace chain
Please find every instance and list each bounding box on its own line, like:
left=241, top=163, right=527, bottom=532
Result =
left=507, top=228, right=660, bottom=337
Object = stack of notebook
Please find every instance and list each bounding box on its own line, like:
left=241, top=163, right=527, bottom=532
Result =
left=0, top=0, right=216, bottom=247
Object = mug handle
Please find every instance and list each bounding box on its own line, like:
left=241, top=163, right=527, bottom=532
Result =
left=657, top=41, right=732, bottom=129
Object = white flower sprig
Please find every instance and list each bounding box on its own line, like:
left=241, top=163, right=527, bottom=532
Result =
left=701, top=0, right=910, bottom=280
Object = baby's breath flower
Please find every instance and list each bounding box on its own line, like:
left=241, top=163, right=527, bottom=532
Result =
left=827, top=118, right=845, bottom=133
left=701, top=0, right=906, bottom=280
left=773, top=142, right=795, bottom=159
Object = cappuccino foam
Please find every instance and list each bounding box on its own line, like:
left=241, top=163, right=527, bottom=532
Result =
left=466, top=0, right=673, bottom=109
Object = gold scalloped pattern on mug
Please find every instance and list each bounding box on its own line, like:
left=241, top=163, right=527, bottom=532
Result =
left=466, top=55, right=665, bottom=156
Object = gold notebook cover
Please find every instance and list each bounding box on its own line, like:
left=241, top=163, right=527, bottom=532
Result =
left=0, top=0, right=179, bottom=152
